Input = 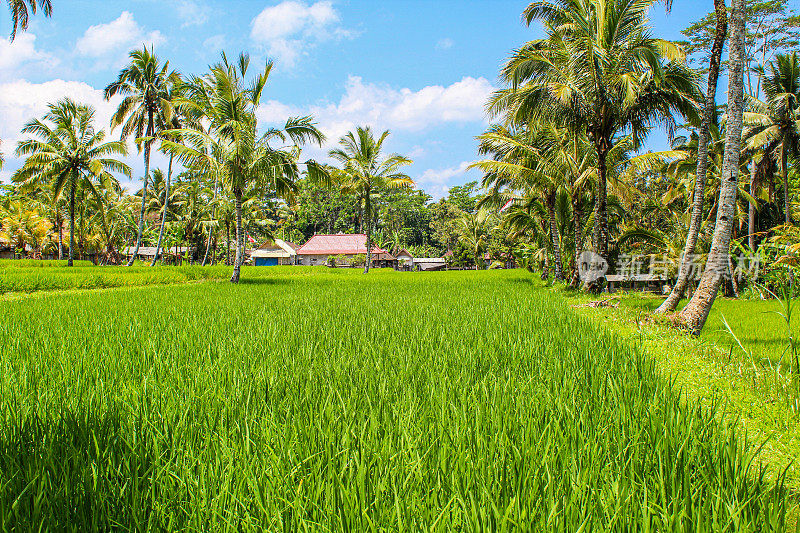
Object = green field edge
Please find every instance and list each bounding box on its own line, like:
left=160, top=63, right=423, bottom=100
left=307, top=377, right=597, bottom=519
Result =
left=0, top=276, right=224, bottom=302
left=557, top=285, right=800, bottom=497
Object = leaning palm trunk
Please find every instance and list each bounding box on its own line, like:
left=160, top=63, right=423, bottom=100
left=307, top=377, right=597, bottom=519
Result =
left=679, top=0, right=746, bottom=334
left=547, top=191, right=563, bottom=280
left=230, top=188, right=244, bottom=283
left=748, top=160, right=757, bottom=249
left=364, top=191, right=372, bottom=274
left=127, top=124, right=154, bottom=266
left=656, top=0, right=727, bottom=314
left=151, top=155, right=174, bottom=266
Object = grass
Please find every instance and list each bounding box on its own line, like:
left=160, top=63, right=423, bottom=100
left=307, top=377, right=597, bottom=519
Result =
left=605, top=292, right=800, bottom=366
left=0, top=264, right=233, bottom=295
left=0, top=259, right=96, bottom=268
left=0, top=267, right=792, bottom=530
left=564, top=287, right=800, bottom=505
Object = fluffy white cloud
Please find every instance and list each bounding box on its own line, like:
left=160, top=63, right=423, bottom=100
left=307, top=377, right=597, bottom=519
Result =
left=0, top=33, right=55, bottom=71
left=175, top=0, right=211, bottom=27
left=417, top=161, right=476, bottom=199
left=258, top=75, right=493, bottom=144
left=250, top=1, right=353, bottom=66
left=0, top=79, right=126, bottom=184
left=76, top=11, right=165, bottom=57
left=436, top=38, right=454, bottom=50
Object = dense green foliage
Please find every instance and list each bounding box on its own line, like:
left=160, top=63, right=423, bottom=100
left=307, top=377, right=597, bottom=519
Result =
left=0, top=268, right=790, bottom=529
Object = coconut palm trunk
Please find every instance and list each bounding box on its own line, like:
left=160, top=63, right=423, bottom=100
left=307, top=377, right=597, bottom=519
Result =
left=679, top=0, right=746, bottom=334
left=127, top=118, right=154, bottom=266
left=547, top=190, right=563, bottom=280
left=592, top=140, right=610, bottom=263
left=748, top=160, right=758, bottom=249
left=68, top=182, right=75, bottom=267
left=364, top=189, right=372, bottom=274
left=570, top=199, right=583, bottom=288
left=656, top=0, right=727, bottom=314
left=151, top=155, right=173, bottom=266
left=230, top=188, right=243, bottom=283
left=201, top=178, right=218, bottom=266
left=57, top=215, right=63, bottom=260
left=781, top=141, right=790, bottom=223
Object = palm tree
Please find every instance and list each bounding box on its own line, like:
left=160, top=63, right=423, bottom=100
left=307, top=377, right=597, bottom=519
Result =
left=151, top=79, right=188, bottom=266
left=458, top=210, right=490, bottom=270
left=329, top=127, right=414, bottom=273
left=492, top=0, right=699, bottom=270
left=743, top=52, right=800, bottom=225
left=163, top=52, right=324, bottom=282
left=105, top=47, right=179, bottom=266
left=13, top=99, right=130, bottom=266
left=656, top=0, right=728, bottom=313
left=0, top=200, right=51, bottom=258
left=679, top=0, right=747, bottom=333
left=7, top=0, right=51, bottom=41
left=472, top=124, right=567, bottom=279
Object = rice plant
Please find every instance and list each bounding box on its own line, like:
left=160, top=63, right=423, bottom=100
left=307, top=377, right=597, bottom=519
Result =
left=0, top=268, right=791, bottom=530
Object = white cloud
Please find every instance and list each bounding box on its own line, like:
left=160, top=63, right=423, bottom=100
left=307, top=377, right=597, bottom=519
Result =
left=258, top=75, right=493, bottom=144
left=202, top=34, right=226, bottom=52
left=418, top=161, right=475, bottom=199
left=0, top=79, right=128, bottom=184
left=76, top=11, right=165, bottom=57
left=436, top=38, right=454, bottom=50
left=175, top=0, right=210, bottom=27
left=250, top=1, right=354, bottom=66
left=0, top=33, right=55, bottom=71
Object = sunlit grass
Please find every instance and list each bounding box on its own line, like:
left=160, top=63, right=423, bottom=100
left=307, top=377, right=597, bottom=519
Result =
left=0, top=269, right=791, bottom=530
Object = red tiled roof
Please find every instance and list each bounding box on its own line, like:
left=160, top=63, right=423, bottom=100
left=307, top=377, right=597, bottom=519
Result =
left=297, top=234, right=389, bottom=256
left=283, top=241, right=300, bottom=251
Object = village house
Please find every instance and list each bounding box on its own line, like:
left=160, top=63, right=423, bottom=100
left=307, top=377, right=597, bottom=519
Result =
left=248, top=239, right=299, bottom=266
left=122, top=246, right=195, bottom=264
left=296, top=233, right=397, bottom=268
left=395, top=249, right=414, bottom=271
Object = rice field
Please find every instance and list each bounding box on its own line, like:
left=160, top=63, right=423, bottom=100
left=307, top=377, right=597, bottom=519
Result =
left=0, top=267, right=793, bottom=530
left=0, top=263, right=231, bottom=295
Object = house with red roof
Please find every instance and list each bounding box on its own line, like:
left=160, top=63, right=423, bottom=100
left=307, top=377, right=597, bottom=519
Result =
left=296, top=233, right=397, bottom=268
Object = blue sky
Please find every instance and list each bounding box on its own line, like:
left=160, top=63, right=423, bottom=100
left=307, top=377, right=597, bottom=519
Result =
left=0, top=1, right=714, bottom=198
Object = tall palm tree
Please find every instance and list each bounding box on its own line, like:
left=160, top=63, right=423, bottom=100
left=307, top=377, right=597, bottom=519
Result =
left=163, top=52, right=324, bottom=282
left=743, top=51, right=800, bottom=225
left=679, top=0, right=746, bottom=333
left=656, top=0, right=728, bottom=313
left=13, top=99, right=130, bottom=266
left=329, top=127, right=414, bottom=273
left=151, top=79, right=189, bottom=266
left=7, top=0, right=51, bottom=41
left=471, top=124, right=567, bottom=279
left=492, top=0, right=699, bottom=270
left=105, top=47, right=179, bottom=266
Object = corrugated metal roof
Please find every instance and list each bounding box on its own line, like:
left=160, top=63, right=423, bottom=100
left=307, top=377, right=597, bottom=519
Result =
left=297, top=234, right=390, bottom=256
left=253, top=239, right=297, bottom=256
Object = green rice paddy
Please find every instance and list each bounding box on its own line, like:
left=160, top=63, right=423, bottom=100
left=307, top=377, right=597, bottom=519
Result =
left=0, top=267, right=793, bottom=530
